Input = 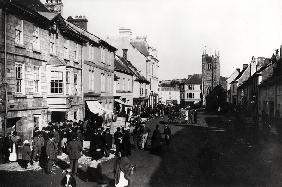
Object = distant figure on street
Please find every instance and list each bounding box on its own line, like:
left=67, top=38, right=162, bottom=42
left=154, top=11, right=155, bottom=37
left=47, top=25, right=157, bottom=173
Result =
left=188, top=109, right=193, bottom=124
left=194, top=109, right=198, bottom=124
left=140, top=123, right=149, bottom=150
left=185, top=109, right=189, bottom=124
left=67, top=136, right=82, bottom=175
left=163, top=124, right=171, bottom=146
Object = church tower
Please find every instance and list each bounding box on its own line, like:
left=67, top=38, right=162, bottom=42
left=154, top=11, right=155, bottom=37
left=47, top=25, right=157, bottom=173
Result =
left=45, top=0, right=63, bottom=15
left=201, top=50, right=220, bottom=106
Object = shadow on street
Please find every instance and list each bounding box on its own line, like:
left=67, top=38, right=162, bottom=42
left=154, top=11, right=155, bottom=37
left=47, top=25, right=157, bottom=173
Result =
left=147, top=113, right=282, bottom=187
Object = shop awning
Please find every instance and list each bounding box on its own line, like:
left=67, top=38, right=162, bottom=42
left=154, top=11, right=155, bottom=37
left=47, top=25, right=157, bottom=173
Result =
left=86, top=101, right=113, bottom=116
left=114, top=99, right=133, bottom=107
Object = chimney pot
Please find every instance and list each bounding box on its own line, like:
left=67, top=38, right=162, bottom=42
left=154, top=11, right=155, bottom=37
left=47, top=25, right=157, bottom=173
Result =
left=243, top=64, right=248, bottom=69
left=68, top=15, right=88, bottom=31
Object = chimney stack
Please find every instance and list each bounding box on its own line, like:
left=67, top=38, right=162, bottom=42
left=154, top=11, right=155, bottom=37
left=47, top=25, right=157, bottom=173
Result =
left=119, top=27, right=132, bottom=40
left=45, top=0, right=63, bottom=15
left=243, top=64, right=248, bottom=69
left=67, top=16, right=88, bottom=31
left=122, top=49, right=128, bottom=60
left=236, top=68, right=240, bottom=73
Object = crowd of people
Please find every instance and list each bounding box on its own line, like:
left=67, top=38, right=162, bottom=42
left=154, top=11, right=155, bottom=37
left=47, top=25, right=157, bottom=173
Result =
left=0, top=106, right=176, bottom=187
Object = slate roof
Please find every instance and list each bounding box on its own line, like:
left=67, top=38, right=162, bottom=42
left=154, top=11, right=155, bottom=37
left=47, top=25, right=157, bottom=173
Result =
left=0, top=0, right=49, bottom=12
left=115, top=56, right=134, bottom=75
left=231, top=66, right=248, bottom=83
left=130, top=41, right=149, bottom=57
left=185, top=74, right=202, bottom=85
left=117, top=56, right=150, bottom=84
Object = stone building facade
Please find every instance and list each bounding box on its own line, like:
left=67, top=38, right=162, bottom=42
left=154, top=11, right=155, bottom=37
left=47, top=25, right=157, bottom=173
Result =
left=0, top=0, right=116, bottom=134
left=0, top=2, right=52, bottom=133
left=114, top=55, right=134, bottom=107
left=201, top=52, right=220, bottom=106
left=107, top=28, right=159, bottom=108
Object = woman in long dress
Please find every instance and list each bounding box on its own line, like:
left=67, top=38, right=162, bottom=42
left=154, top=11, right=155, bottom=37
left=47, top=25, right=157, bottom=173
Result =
left=9, top=142, right=17, bottom=162
left=9, top=131, right=19, bottom=162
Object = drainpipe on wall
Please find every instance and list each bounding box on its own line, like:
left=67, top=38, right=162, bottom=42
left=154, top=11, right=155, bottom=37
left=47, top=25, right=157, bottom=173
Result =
left=80, top=41, right=83, bottom=120
left=4, top=8, right=8, bottom=137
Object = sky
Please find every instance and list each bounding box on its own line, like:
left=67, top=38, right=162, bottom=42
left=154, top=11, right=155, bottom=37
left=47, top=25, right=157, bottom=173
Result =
left=41, top=0, right=282, bottom=80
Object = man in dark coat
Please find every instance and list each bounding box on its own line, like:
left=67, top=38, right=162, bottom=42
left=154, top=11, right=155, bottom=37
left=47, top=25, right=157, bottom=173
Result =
left=2, top=136, right=10, bottom=163
left=151, top=125, right=162, bottom=154
left=67, top=136, right=82, bottom=175
left=102, top=128, right=112, bottom=157
left=114, top=127, right=123, bottom=155
left=46, top=134, right=58, bottom=174
left=122, top=129, right=131, bottom=157
left=32, top=133, right=45, bottom=161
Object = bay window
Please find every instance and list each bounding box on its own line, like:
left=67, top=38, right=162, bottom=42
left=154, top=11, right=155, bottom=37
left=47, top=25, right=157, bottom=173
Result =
left=50, top=71, right=63, bottom=94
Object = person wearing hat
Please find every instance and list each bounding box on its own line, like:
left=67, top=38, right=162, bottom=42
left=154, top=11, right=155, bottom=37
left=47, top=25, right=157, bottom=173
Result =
left=21, top=140, right=32, bottom=169
left=114, top=127, right=123, bottom=155
left=61, top=168, right=77, bottom=187
left=102, top=128, right=112, bottom=157
left=32, top=133, right=45, bottom=161
left=46, top=134, right=58, bottom=174
left=67, top=136, right=82, bottom=175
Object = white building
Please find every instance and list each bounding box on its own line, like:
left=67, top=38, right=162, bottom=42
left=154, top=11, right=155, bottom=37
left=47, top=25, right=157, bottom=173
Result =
left=180, top=74, right=202, bottom=107
left=107, top=28, right=159, bottom=108
left=159, top=87, right=180, bottom=105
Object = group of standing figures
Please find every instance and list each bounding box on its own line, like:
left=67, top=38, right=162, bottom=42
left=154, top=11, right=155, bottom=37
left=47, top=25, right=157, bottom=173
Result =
left=185, top=108, right=198, bottom=124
